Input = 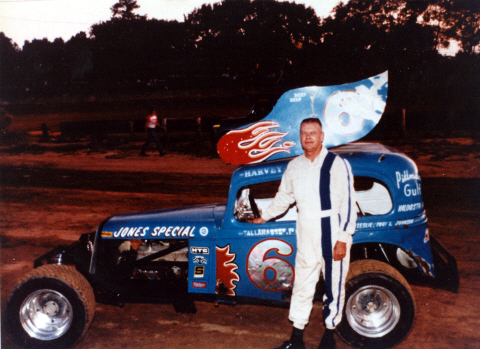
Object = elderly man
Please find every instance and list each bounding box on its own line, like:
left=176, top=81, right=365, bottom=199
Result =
left=251, top=118, right=356, bottom=349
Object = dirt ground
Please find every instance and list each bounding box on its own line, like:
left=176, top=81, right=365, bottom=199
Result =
left=1, top=129, right=479, bottom=348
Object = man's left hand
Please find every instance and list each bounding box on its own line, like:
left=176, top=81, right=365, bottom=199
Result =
left=333, top=241, right=347, bottom=261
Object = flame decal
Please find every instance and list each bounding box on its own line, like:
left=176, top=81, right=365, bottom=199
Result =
left=217, top=121, right=295, bottom=164
left=216, top=245, right=240, bottom=296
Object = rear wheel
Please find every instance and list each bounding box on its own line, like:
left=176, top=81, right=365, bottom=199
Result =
left=336, top=260, right=415, bottom=348
left=6, top=264, right=96, bottom=348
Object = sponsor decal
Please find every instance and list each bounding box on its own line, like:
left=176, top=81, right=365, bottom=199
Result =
left=216, top=245, right=240, bottom=296
left=356, top=221, right=393, bottom=229
left=395, top=219, right=415, bottom=226
left=398, top=202, right=423, bottom=212
left=151, top=226, right=195, bottom=238
left=190, top=247, right=209, bottom=254
left=242, top=166, right=284, bottom=178
left=289, top=92, right=307, bottom=103
left=199, top=227, right=209, bottom=237
left=396, top=170, right=421, bottom=186
left=193, top=256, right=207, bottom=265
left=192, top=281, right=207, bottom=288
left=104, top=226, right=196, bottom=239
left=424, top=228, right=430, bottom=243
left=395, top=170, right=422, bottom=197
left=358, top=218, right=425, bottom=230
left=194, top=266, right=205, bottom=278
left=113, top=227, right=149, bottom=238
left=240, top=227, right=295, bottom=237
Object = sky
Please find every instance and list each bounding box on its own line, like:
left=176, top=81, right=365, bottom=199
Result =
left=0, top=0, right=344, bottom=47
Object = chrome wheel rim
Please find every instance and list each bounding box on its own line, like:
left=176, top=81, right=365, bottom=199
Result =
left=20, top=289, right=73, bottom=340
left=345, top=285, right=400, bottom=338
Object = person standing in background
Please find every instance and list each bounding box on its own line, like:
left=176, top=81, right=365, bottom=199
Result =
left=140, top=107, right=165, bottom=157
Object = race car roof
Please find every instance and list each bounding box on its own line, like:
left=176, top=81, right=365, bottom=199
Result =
left=330, top=142, right=400, bottom=155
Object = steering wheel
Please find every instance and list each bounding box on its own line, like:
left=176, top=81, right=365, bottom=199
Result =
left=248, top=192, right=260, bottom=218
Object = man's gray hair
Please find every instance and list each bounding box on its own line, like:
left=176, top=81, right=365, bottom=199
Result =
left=300, top=118, right=323, bottom=129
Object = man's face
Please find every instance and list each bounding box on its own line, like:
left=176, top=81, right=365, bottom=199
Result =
left=300, top=122, right=324, bottom=153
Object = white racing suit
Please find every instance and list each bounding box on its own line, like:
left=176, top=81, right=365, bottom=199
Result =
left=262, top=147, right=357, bottom=330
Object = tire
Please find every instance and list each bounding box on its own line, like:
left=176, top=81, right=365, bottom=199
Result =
left=6, top=264, right=96, bottom=348
left=336, top=260, right=415, bottom=348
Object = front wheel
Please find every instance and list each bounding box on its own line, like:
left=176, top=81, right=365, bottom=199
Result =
left=6, top=264, right=96, bottom=348
left=336, top=260, right=415, bottom=348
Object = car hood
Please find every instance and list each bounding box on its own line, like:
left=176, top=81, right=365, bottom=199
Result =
left=99, top=204, right=223, bottom=240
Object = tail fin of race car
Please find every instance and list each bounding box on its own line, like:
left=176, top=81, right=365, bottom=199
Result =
left=217, top=71, right=388, bottom=164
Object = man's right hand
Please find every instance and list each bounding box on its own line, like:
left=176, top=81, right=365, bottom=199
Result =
left=248, top=217, right=266, bottom=224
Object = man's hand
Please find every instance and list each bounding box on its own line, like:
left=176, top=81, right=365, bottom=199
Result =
left=248, top=217, right=266, bottom=224
left=333, top=241, right=347, bottom=261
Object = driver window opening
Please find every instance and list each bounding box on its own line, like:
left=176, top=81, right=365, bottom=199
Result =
left=234, top=176, right=393, bottom=222
left=234, top=181, right=297, bottom=223
left=354, top=177, right=393, bottom=216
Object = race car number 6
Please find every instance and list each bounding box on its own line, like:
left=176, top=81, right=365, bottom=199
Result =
left=246, top=239, right=294, bottom=292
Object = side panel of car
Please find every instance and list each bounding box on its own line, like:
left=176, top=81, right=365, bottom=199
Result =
left=215, top=226, right=297, bottom=301
left=86, top=148, right=437, bottom=302
left=353, top=223, right=434, bottom=278
left=210, top=151, right=436, bottom=302
left=214, top=160, right=297, bottom=301
left=345, top=151, right=425, bottom=221
left=349, top=157, right=435, bottom=276
left=188, top=239, right=216, bottom=294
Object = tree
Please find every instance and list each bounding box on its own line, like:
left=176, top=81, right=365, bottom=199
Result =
left=437, top=0, right=480, bottom=55
left=65, top=32, right=93, bottom=81
left=327, top=0, right=480, bottom=58
left=184, top=0, right=321, bottom=87
left=21, top=38, right=67, bottom=90
left=90, top=18, right=185, bottom=83
left=0, top=33, right=21, bottom=94
left=110, top=0, right=144, bottom=20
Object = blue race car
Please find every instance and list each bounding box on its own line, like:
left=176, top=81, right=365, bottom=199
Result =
left=6, top=142, right=458, bottom=348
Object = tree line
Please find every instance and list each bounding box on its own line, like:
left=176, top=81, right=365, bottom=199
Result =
left=1, top=0, right=479, bottom=128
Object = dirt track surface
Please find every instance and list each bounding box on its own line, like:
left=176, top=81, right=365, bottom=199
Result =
left=1, top=137, right=479, bottom=348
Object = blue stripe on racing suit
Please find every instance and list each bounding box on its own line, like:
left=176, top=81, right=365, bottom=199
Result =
left=320, top=151, right=336, bottom=322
